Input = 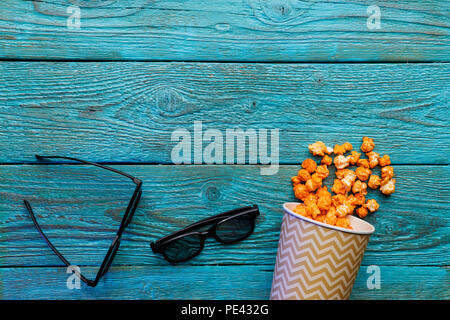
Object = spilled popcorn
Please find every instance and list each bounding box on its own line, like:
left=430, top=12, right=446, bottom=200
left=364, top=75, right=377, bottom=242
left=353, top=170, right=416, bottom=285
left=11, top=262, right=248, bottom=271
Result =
left=291, top=137, right=396, bottom=229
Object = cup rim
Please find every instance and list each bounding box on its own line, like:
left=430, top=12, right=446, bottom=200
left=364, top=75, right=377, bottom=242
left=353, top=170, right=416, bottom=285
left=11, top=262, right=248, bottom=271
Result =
left=283, top=202, right=375, bottom=235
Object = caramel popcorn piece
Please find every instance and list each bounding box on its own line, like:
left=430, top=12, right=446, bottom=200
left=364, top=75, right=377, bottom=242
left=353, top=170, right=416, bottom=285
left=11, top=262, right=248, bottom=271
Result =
left=347, top=194, right=355, bottom=204
left=293, top=204, right=308, bottom=217
left=325, top=207, right=338, bottom=225
left=316, top=186, right=330, bottom=198
left=297, top=169, right=311, bottom=182
left=356, top=207, right=369, bottom=219
left=343, top=142, right=353, bottom=152
left=364, top=199, right=380, bottom=213
left=292, top=176, right=301, bottom=185
left=309, top=141, right=333, bottom=157
left=357, top=159, right=370, bottom=168
left=305, top=180, right=318, bottom=192
left=303, top=193, right=318, bottom=206
left=381, top=166, right=394, bottom=185
left=368, top=175, right=381, bottom=189
left=317, top=194, right=332, bottom=212
left=350, top=193, right=366, bottom=206
left=331, top=179, right=347, bottom=195
left=381, top=166, right=394, bottom=180
left=335, top=217, right=351, bottom=229
left=302, top=158, right=317, bottom=174
left=305, top=173, right=323, bottom=192
left=352, top=180, right=368, bottom=195
left=321, top=155, right=332, bottom=166
left=316, top=165, right=329, bottom=179
left=355, top=166, right=372, bottom=181
left=316, top=187, right=332, bottom=212
left=334, top=155, right=350, bottom=170
left=332, top=194, right=347, bottom=207
left=308, top=141, right=326, bottom=156
left=366, top=151, right=380, bottom=168
left=335, top=169, right=349, bottom=180
left=315, top=215, right=326, bottom=223
left=379, top=154, right=391, bottom=167
left=333, top=144, right=346, bottom=155
left=332, top=142, right=352, bottom=155
left=336, top=200, right=355, bottom=218
left=341, top=170, right=356, bottom=190
left=348, top=151, right=361, bottom=165
left=306, top=202, right=321, bottom=219
left=380, top=178, right=396, bottom=195
left=294, top=184, right=309, bottom=201
left=361, top=137, right=375, bottom=153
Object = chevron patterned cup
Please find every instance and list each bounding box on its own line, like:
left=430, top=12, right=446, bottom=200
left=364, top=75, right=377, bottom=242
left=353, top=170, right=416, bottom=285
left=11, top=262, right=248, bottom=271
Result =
left=270, top=202, right=375, bottom=300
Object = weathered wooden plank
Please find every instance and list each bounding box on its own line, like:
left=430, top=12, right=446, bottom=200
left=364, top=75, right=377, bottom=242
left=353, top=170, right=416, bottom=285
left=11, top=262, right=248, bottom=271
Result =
left=1, top=164, right=448, bottom=268
left=0, top=265, right=448, bottom=300
left=0, top=0, right=448, bottom=61
left=0, top=62, right=449, bottom=164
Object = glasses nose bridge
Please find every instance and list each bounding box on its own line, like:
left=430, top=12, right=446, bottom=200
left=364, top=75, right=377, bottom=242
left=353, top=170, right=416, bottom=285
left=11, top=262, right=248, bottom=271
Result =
left=200, top=226, right=216, bottom=238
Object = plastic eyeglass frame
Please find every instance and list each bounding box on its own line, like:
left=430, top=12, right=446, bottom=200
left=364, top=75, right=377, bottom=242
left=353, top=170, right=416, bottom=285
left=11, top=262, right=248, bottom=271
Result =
left=23, top=155, right=142, bottom=287
left=150, top=205, right=259, bottom=263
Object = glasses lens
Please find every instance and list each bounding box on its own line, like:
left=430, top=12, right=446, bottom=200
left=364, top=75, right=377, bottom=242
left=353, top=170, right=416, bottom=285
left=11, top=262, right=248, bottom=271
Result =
left=215, top=213, right=255, bottom=243
left=163, top=234, right=203, bottom=262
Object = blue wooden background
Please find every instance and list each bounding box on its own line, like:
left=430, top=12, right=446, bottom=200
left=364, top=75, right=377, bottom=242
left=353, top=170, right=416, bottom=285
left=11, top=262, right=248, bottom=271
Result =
left=0, top=0, right=449, bottom=299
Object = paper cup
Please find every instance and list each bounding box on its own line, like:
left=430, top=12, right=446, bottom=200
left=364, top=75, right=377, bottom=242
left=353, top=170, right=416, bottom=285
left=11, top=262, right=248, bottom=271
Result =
left=270, top=202, right=375, bottom=300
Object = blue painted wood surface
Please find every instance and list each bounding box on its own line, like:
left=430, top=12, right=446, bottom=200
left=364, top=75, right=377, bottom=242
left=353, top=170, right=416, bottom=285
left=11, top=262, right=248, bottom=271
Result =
left=0, top=0, right=449, bottom=61
left=1, top=266, right=448, bottom=300
left=1, top=164, right=449, bottom=267
left=0, top=0, right=449, bottom=300
left=0, top=62, right=448, bottom=164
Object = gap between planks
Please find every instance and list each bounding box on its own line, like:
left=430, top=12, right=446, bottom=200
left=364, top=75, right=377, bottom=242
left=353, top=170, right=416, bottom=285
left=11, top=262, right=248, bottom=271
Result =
left=0, top=263, right=446, bottom=269
left=0, top=163, right=447, bottom=166
left=0, top=59, right=446, bottom=64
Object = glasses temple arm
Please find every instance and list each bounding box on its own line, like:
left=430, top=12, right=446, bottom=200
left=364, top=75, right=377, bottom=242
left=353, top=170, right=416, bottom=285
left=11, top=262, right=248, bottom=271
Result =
left=186, top=205, right=259, bottom=228
left=35, top=155, right=141, bottom=185
left=23, top=200, right=93, bottom=285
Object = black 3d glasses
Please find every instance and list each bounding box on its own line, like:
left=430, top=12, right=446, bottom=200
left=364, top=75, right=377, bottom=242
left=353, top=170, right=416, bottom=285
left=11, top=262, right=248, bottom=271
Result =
left=24, top=155, right=259, bottom=286
left=151, top=205, right=260, bottom=263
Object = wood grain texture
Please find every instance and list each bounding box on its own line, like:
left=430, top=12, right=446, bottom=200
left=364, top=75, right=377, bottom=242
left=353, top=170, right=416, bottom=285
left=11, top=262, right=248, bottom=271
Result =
left=1, top=164, right=448, bottom=269
left=0, top=0, right=449, bottom=61
left=1, top=2, right=449, bottom=299
left=0, top=266, right=448, bottom=300
left=0, top=62, right=449, bottom=164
